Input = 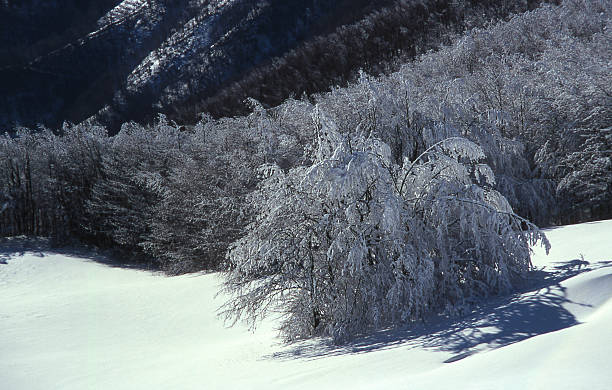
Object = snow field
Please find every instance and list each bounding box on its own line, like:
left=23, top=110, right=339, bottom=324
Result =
left=1, top=220, right=611, bottom=389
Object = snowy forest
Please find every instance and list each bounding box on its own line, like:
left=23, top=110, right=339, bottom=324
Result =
left=1, top=0, right=611, bottom=342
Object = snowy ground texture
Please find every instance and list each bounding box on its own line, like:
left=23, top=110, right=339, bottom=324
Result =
left=1, top=220, right=611, bottom=389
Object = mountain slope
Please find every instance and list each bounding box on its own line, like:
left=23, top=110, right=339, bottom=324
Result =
left=0, top=0, right=383, bottom=132
left=0, top=0, right=181, bottom=130
left=0, top=0, right=554, bottom=133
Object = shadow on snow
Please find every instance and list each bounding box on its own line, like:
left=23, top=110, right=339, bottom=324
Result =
left=268, top=259, right=611, bottom=362
left=0, top=236, right=158, bottom=271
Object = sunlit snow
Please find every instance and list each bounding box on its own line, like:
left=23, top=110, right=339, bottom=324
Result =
left=1, top=220, right=611, bottom=389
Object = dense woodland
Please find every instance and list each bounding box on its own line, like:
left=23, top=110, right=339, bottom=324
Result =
left=1, top=0, right=610, bottom=342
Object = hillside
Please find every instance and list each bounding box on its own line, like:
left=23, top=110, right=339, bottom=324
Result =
left=0, top=0, right=552, bottom=132
left=0, top=0, right=387, bottom=132
left=1, top=220, right=611, bottom=389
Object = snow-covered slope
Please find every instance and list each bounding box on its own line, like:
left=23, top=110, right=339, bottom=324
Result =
left=1, top=220, right=611, bottom=389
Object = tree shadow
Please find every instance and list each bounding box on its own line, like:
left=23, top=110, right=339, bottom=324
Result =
left=267, top=259, right=612, bottom=362
left=0, top=236, right=158, bottom=272
left=0, top=236, right=49, bottom=264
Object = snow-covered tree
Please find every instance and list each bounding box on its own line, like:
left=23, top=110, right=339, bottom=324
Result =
left=142, top=102, right=314, bottom=273
left=86, top=118, right=184, bottom=255
left=557, top=125, right=612, bottom=220
left=43, top=123, right=108, bottom=242
left=222, top=110, right=548, bottom=342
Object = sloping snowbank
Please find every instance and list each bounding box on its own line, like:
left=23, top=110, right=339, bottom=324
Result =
left=1, top=220, right=611, bottom=389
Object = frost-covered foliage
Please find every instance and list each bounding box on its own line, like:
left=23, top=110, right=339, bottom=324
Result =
left=555, top=125, right=612, bottom=219
left=0, top=124, right=108, bottom=241
left=315, top=0, right=612, bottom=224
left=141, top=106, right=311, bottom=274
left=86, top=119, right=185, bottom=254
left=402, top=0, right=612, bottom=223
left=222, top=110, right=548, bottom=342
left=0, top=102, right=313, bottom=270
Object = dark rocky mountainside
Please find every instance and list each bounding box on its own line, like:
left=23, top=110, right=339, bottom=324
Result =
left=1, top=0, right=552, bottom=133
left=1, top=0, right=180, bottom=130
left=0, top=0, right=384, bottom=132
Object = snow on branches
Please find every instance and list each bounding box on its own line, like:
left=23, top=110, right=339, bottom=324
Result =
left=222, top=110, right=548, bottom=343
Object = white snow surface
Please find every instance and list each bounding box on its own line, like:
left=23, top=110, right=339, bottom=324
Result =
left=1, top=220, right=611, bottom=389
